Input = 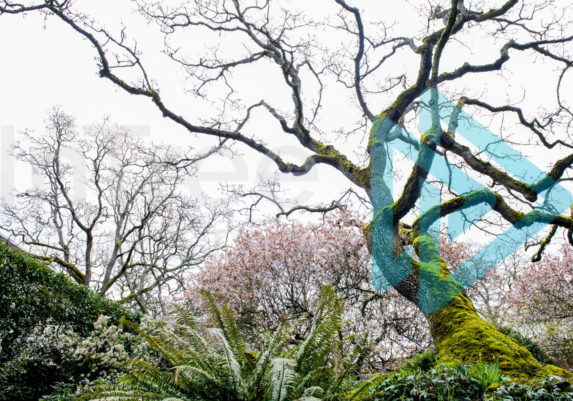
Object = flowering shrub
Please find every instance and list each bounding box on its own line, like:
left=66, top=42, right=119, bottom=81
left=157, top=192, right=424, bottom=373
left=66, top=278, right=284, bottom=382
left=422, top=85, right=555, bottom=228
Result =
left=0, top=240, right=143, bottom=400
left=8, top=315, right=166, bottom=401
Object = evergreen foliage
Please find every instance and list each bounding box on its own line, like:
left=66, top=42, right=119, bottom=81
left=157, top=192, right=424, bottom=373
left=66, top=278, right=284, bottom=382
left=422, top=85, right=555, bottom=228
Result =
left=401, top=349, right=439, bottom=373
left=0, top=240, right=140, bottom=401
left=370, top=362, right=573, bottom=401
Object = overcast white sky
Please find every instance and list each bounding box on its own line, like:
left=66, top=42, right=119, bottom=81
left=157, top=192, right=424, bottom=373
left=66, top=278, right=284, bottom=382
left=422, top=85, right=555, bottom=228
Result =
left=0, top=0, right=382, bottom=210
left=0, top=0, right=571, bottom=244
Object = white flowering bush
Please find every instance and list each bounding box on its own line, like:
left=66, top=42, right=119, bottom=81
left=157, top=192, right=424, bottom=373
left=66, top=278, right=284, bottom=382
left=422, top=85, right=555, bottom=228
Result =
left=0, top=240, right=143, bottom=401
left=2, top=315, right=166, bottom=401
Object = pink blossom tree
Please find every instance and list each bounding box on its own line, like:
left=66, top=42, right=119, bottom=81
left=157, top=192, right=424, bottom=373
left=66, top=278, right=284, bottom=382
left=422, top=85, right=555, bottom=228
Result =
left=503, top=243, right=573, bottom=368
left=185, top=209, right=431, bottom=369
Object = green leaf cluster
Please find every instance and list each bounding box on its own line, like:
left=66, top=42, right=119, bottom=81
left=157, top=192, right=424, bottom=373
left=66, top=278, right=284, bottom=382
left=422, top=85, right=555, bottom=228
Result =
left=400, top=349, right=439, bottom=373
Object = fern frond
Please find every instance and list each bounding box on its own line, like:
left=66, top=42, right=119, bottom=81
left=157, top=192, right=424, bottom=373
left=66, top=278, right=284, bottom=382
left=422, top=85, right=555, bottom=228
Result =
left=248, top=322, right=293, bottom=396
left=300, top=385, right=324, bottom=398
left=119, top=360, right=188, bottom=397
left=172, top=303, right=198, bottom=330
left=211, top=327, right=246, bottom=397
left=198, top=289, right=227, bottom=333
left=120, top=318, right=185, bottom=366
left=171, top=364, right=227, bottom=388
left=342, top=373, right=382, bottom=401
left=76, top=384, right=164, bottom=401
left=199, top=289, right=248, bottom=365
left=221, top=304, right=247, bottom=357
left=267, top=358, right=298, bottom=401
left=168, top=325, right=218, bottom=373
left=296, top=365, right=332, bottom=394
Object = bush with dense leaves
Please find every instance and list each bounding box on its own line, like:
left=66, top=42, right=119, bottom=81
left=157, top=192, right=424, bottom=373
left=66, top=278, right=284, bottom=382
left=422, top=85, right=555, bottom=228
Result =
left=400, top=349, right=439, bottom=373
left=0, top=240, right=142, bottom=401
left=371, top=363, right=487, bottom=401
left=370, top=361, right=573, bottom=401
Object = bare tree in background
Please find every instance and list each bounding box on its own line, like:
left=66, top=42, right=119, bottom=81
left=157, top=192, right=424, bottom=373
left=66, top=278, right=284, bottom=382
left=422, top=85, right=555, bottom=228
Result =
left=2, top=0, right=573, bottom=374
left=0, top=108, right=230, bottom=316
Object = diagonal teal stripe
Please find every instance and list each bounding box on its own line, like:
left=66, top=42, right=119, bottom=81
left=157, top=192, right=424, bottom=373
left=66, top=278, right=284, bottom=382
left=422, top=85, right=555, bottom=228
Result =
left=371, top=89, right=573, bottom=314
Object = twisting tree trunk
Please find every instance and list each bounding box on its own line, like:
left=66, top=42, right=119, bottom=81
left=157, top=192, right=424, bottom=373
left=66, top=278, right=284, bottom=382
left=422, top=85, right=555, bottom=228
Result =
left=2, top=0, right=573, bottom=374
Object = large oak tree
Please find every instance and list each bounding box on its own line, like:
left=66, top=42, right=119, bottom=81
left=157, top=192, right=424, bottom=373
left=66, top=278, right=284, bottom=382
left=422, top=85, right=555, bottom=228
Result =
left=2, top=0, right=573, bottom=376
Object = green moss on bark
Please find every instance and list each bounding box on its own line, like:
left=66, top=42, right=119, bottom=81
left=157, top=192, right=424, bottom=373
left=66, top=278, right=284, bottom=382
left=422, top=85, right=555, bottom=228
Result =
left=312, top=139, right=371, bottom=190
left=428, top=293, right=571, bottom=379
left=409, top=235, right=571, bottom=380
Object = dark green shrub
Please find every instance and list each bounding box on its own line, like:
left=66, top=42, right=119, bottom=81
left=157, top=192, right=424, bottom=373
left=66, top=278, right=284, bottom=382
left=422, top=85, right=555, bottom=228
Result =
left=372, top=363, right=485, bottom=400
left=0, top=240, right=141, bottom=401
left=401, top=349, right=439, bottom=372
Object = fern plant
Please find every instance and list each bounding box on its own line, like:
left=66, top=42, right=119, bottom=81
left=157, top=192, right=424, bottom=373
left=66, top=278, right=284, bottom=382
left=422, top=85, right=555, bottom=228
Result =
left=78, top=286, right=380, bottom=401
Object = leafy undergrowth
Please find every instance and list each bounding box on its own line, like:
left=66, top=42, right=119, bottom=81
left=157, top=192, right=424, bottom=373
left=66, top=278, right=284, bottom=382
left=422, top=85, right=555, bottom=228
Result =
left=45, top=343, right=573, bottom=401
left=367, top=349, right=573, bottom=401
left=65, top=286, right=376, bottom=401
left=37, top=286, right=573, bottom=401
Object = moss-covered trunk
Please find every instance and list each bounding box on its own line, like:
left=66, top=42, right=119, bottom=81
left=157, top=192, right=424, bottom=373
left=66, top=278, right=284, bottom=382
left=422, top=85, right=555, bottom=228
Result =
left=426, top=291, right=570, bottom=378
left=370, top=223, right=571, bottom=378
left=417, top=233, right=570, bottom=378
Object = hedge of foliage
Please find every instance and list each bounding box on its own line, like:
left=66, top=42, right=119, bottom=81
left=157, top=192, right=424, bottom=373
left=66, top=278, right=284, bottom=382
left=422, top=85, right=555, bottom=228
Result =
left=0, top=240, right=141, bottom=401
